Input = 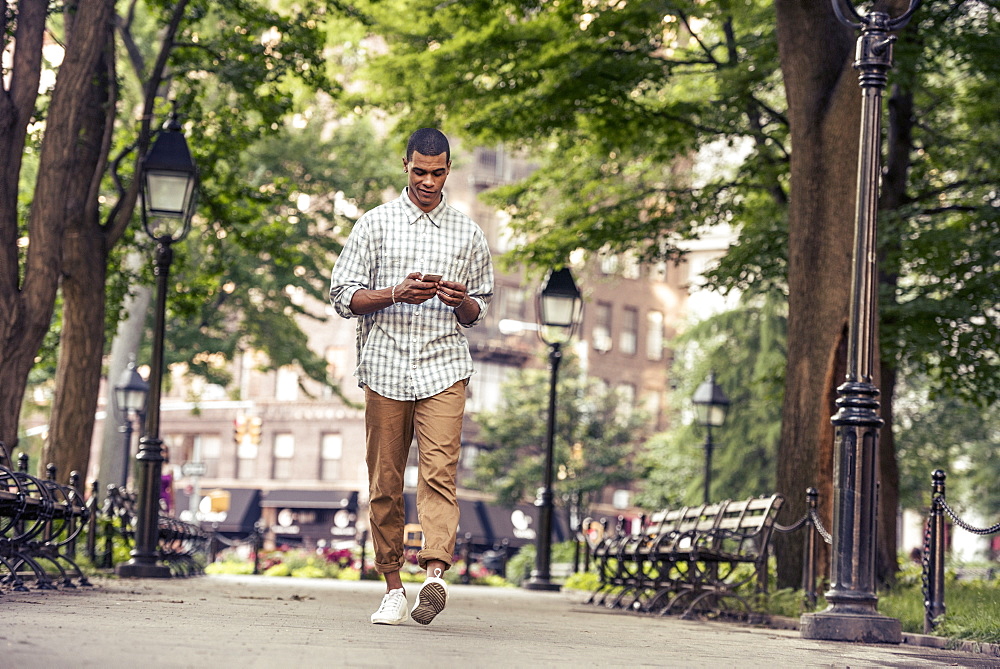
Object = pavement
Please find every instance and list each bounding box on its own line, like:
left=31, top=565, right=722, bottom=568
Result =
left=2, top=575, right=998, bottom=669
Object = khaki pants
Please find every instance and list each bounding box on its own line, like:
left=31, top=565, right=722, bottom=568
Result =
left=365, top=380, right=466, bottom=573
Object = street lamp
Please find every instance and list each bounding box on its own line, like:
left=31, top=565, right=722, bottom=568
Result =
left=692, top=372, right=730, bottom=505
left=524, top=267, right=583, bottom=591
left=112, top=361, right=149, bottom=489
left=800, top=0, right=919, bottom=644
left=117, top=111, right=198, bottom=579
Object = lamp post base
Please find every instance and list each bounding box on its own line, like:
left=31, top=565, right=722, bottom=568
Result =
left=800, top=610, right=901, bottom=643
left=522, top=577, right=562, bottom=592
left=116, top=560, right=172, bottom=579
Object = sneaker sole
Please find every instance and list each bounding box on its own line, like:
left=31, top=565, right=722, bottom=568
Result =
left=411, top=582, right=447, bottom=625
left=371, top=615, right=408, bottom=625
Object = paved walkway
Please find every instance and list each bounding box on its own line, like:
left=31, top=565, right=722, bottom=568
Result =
left=1, top=575, right=997, bottom=668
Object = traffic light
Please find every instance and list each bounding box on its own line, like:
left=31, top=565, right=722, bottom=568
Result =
left=248, top=416, right=263, bottom=444
left=233, top=414, right=247, bottom=444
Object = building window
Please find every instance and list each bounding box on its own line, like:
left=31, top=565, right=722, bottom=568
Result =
left=593, top=302, right=612, bottom=353
left=617, top=383, right=636, bottom=419
left=642, top=391, right=662, bottom=423
left=478, top=148, right=498, bottom=170
left=201, top=435, right=221, bottom=478
left=600, top=254, right=618, bottom=275
left=460, top=444, right=480, bottom=472
left=507, top=287, right=526, bottom=321
left=621, top=254, right=641, bottom=280
left=621, top=307, right=638, bottom=355
left=236, top=440, right=257, bottom=479
left=276, top=366, right=299, bottom=401
left=467, top=361, right=507, bottom=413
left=647, top=311, right=664, bottom=361
left=273, top=433, right=294, bottom=479
left=650, top=261, right=669, bottom=282
left=320, top=433, right=343, bottom=481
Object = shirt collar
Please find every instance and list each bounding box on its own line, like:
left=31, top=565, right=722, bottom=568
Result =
left=400, top=188, right=447, bottom=228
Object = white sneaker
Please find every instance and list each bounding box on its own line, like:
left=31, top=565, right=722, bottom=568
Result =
left=371, top=588, right=408, bottom=625
left=411, top=569, right=448, bottom=625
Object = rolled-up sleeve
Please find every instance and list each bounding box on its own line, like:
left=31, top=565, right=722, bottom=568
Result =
left=329, top=218, right=372, bottom=319
left=460, top=228, right=494, bottom=329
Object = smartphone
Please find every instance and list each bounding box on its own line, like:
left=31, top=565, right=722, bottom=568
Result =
left=421, top=273, right=443, bottom=283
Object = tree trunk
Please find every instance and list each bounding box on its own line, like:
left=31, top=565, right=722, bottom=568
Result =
left=41, top=0, right=117, bottom=483
left=0, top=0, right=49, bottom=463
left=773, top=0, right=861, bottom=590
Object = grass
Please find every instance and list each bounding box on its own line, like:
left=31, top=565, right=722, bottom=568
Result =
left=879, top=562, right=1000, bottom=645
left=559, top=556, right=1000, bottom=646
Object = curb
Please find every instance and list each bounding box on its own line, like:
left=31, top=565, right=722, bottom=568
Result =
left=764, top=615, right=1000, bottom=658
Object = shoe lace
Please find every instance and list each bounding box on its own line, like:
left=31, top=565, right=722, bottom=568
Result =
left=377, top=590, right=404, bottom=613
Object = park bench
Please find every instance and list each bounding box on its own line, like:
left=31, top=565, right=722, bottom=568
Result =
left=586, top=494, right=784, bottom=619
left=0, top=453, right=92, bottom=591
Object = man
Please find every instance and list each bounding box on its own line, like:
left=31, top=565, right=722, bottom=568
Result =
left=329, top=128, right=494, bottom=626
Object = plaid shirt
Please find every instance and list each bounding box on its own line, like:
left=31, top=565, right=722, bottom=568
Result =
left=329, top=189, right=494, bottom=401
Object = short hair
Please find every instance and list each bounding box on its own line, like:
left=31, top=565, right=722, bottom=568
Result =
left=406, top=128, right=450, bottom=163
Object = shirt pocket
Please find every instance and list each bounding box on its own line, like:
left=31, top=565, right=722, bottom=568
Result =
left=375, top=257, right=404, bottom=290
left=430, top=253, right=469, bottom=286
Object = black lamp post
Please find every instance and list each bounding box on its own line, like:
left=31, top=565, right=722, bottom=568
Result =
left=524, top=267, right=583, bottom=591
left=117, top=112, right=198, bottom=579
left=800, top=0, right=919, bottom=644
left=112, top=361, right=149, bottom=489
left=692, top=372, right=730, bottom=505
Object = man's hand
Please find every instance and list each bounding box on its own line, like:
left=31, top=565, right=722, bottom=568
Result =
left=434, top=279, right=467, bottom=310
left=394, top=272, right=438, bottom=305
left=348, top=272, right=437, bottom=315
left=437, top=279, right=480, bottom=325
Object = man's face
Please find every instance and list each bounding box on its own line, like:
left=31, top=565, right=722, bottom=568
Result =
left=404, top=150, right=450, bottom=213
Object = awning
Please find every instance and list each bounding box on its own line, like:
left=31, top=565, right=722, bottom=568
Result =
left=260, top=489, right=358, bottom=511
left=456, top=499, right=491, bottom=545
left=481, top=502, right=567, bottom=549
left=174, top=487, right=262, bottom=535
left=400, top=495, right=565, bottom=549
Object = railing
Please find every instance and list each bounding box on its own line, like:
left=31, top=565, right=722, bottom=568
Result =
left=773, top=487, right=833, bottom=608
left=84, top=483, right=209, bottom=577
left=206, top=524, right=265, bottom=575
left=922, top=469, right=1000, bottom=633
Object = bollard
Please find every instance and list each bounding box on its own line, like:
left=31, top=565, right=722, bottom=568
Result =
left=253, top=526, right=263, bottom=576
left=461, top=532, right=472, bottom=584
left=801, top=488, right=819, bottom=608
left=573, top=535, right=581, bottom=574
left=43, top=464, right=57, bottom=545
left=103, top=484, right=117, bottom=568
left=87, top=480, right=100, bottom=562
left=924, top=469, right=947, bottom=633
left=67, top=470, right=81, bottom=557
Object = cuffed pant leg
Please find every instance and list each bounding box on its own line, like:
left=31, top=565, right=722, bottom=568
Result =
left=365, top=387, right=414, bottom=574
left=413, top=379, right=467, bottom=571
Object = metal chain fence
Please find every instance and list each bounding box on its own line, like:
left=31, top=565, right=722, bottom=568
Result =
left=922, top=470, right=1000, bottom=634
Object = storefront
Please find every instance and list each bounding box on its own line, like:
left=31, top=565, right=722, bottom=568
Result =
left=175, top=487, right=262, bottom=538
left=260, top=489, right=360, bottom=548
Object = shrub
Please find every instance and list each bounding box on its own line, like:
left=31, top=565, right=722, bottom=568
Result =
left=291, top=565, right=328, bottom=579
left=264, top=563, right=291, bottom=577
